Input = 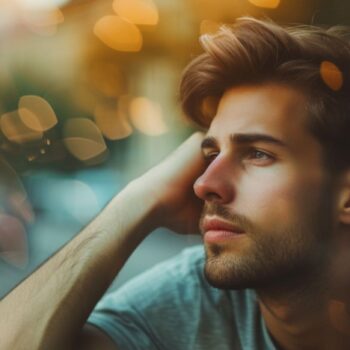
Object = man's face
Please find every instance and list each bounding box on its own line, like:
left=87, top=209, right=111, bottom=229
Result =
left=194, top=83, right=336, bottom=290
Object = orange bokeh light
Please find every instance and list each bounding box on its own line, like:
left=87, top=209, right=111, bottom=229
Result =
left=248, top=0, right=280, bottom=9
left=94, top=15, right=143, bottom=52
left=94, top=103, right=132, bottom=140
left=129, top=97, right=168, bottom=136
left=113, top=0, right=159, bottom=26
left=320, top=61, right=343, bottom=91
left=1, top=110, right=43, bottom=143
left=18, top=95, right=58, bottom=132
left=63, top=118, right=107, bottom=161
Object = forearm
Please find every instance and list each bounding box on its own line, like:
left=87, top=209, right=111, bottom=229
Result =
left=0, top=180, right=156, bottom=350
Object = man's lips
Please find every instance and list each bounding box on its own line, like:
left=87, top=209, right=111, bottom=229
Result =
left=201, top=217, right=246, bottom=243
left=202, top=218, right=245, bottom=233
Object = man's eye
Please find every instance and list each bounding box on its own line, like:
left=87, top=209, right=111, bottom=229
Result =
left=203, top=152, right=218, bottom=162
left=244, top=149, right=275, bottom=163
left=250, top=150, right=270, bottom=159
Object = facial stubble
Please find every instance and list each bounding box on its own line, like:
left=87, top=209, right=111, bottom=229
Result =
left=201, top=187, right=334, bottom=291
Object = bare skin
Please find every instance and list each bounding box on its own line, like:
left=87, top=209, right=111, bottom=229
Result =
left=194, top=83, right=350, bottom=350
left=0, top=132, right=206, bottom=350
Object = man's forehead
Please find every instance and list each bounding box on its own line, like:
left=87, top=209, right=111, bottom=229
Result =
left=207, top=83, right=310, bottom=141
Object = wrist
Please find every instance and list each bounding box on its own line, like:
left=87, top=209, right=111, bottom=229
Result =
left=119, top=178, right=161, bottom=234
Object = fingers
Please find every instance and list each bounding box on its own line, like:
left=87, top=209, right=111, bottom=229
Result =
left=164, top=132, right=206, bottom=177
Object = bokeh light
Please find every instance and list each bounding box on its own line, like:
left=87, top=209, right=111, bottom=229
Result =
left=63, top=118, right=107, bottom=161
left=1, top=110, right=43, bottom=143
left=0, top=213, right=28, bottom=269
left=59, top=180, right=100, bottom=224
left=129, top=97, right=168, bottom=136
left=94, top=15, right=143, bottom=52
left=0, top=157, right=34, bottom=223
left=248, top=0, right=280, bottom=9
left=328, top=300, right=350, bottom=334
left=18, top=95, right=58, bottom=132
left=94, top=103, right=133, bottom=140
left=113, top=0, right=159, bottom=26
left=320, top=61, right=343, bottom=91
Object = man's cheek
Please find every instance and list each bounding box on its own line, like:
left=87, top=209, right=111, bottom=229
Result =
left=239, top=179, right=294, bottom=212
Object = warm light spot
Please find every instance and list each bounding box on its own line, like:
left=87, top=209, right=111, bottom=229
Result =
left=94, top=103, right=132, bottom=140
left=63, top=118, right=107, bottom=161
left=129, top=97, right=168, bottom=136
left=200, top=20, right=222, bottom=35
left=0, top=214, right=28, bottom=269
left=1, top=110, right=43, bottom=143
left=328, top=300, right=350, bottom=334
left=113, top=0, right=159, bottom=26
left=18, top=95, right=58, bottom=132
left=64, top=138, right=107, bottom=162
left=320, top=61, right=343, bottom=91
left=248, top=0, right=280, bottom=9
left=94, top=15, right=143, bottom=52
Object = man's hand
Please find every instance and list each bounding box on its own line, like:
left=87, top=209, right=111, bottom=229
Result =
left=132, top=132, right=206, bottom=235
left=0, top=132, right=206, bottom=350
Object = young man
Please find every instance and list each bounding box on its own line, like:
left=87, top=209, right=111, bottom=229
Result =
left=1, top=17, right=350, bottom=350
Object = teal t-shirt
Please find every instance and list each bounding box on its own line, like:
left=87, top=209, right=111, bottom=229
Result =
left=87, top=245, right=276, bottom=350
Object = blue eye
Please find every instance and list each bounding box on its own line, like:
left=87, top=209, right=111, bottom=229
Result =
left=244, top=149, right=275, bottom=164
left=251, top=150, right=270, bottom=159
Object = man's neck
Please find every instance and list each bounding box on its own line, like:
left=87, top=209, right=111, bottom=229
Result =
left=256, top=279, right=350, bottom=350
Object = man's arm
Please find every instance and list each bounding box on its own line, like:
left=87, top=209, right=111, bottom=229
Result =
left=0, top=132, right=205, bottom=350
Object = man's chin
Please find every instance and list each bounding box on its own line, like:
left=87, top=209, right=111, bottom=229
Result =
left=203, top=261, right=276, bottom=291
left=203, top=253, right=254, bottom=290
left=203, top=248, right=286, bottom=291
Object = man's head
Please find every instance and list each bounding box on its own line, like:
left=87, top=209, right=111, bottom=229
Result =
left=180, top=18, right=350, bottom=290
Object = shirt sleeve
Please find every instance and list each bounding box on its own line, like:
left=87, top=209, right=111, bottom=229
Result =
left=86, top=246, right=206, bottom=350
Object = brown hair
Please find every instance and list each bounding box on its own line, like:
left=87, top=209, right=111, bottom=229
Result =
left=180, top=17, right=350, bottom=172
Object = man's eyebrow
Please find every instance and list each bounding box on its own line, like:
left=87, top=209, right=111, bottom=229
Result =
left=201, top=137, right=218, bottom=149
left=201, top=133, right=288, bottom=149
left=230, top=133, right=288, bottom=148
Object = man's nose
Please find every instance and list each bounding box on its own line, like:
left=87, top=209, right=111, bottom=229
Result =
left=193, top=155, right=235, bottom=204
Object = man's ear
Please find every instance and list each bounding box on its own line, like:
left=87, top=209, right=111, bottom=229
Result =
left=338, top=170, right=350, bottom=225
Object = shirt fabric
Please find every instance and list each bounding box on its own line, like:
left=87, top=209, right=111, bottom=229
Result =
left=87, top=245, right=276, bottom=350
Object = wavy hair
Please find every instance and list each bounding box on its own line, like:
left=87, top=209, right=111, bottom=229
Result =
left=180, top=17, right=350, bottom=172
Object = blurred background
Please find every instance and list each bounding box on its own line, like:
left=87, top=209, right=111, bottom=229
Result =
left=0, top=0, right=349, bottom=297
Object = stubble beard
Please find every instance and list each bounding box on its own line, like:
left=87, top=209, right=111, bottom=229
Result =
left=201, top=196, right=333, bottom=292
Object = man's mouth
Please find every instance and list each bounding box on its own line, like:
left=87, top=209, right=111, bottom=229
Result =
left=201, top=217, right=246, bottom=243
